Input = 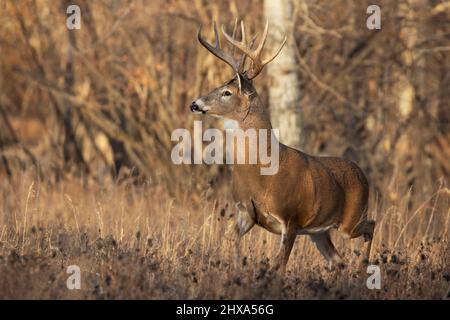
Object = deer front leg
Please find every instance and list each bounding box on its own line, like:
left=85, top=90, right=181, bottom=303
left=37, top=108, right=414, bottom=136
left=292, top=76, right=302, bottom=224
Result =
left=227, top=202, right=255, bottom=268
left=273, top=220, right=297, bottom=273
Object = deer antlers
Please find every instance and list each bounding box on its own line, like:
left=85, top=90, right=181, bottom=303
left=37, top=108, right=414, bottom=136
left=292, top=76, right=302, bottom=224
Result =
left=198, top=19, right=287, bottom=80
left=198, top=21, right=244, bottom=75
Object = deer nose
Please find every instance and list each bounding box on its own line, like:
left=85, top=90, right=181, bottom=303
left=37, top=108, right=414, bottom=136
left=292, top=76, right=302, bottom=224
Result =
left=190, top=101, right=199, bottom=112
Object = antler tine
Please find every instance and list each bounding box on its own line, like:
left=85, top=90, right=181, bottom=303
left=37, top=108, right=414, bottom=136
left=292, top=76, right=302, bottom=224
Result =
left=240, top=20, right=246, bottom=45
left=238, top=33, right=258, bottom=74
left=230, top=18, right=238, bottom=56
left=221, top=20, right=254, bottom=74
left=254, top=19, right=269, bottom=58
left=221, top=23, right=251, bottom=58
left=262, top=35, right=286, bottom=66
left=212, top=21, right=220, bottom=47
left=198, top=20, right=241, bottom=74
left=221, top=19, right=286, bottom=79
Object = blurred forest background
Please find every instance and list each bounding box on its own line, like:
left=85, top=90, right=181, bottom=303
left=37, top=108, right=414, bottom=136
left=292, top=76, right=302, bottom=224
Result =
left=0, top=0, right=449, bottom=299
left=1, top=0, right=449, bottom=200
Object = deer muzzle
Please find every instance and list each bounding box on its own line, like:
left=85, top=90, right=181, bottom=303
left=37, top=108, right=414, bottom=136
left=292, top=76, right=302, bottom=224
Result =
left=190, top=100, right=208, bottom=114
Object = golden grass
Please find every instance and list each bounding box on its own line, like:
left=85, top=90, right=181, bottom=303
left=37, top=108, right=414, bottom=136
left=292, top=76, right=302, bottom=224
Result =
left=0, top=172, right=448, bottom=299
left=0, top=0, right=448, bottom=300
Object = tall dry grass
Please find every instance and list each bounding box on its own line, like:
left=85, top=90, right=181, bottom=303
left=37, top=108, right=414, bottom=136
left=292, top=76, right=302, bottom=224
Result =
left=0, top=172, right=448, bottom=299
left=0, top=0, right=449, bottom=299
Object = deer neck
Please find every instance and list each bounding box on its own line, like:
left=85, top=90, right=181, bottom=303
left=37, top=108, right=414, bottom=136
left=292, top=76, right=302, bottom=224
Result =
left=231, top=95, right=272, bottom=131
left=226, top=95, right=279, bottom=176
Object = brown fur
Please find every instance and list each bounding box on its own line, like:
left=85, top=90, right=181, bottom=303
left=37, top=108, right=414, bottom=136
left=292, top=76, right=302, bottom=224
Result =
left=192, top=72, right=375, bottom=273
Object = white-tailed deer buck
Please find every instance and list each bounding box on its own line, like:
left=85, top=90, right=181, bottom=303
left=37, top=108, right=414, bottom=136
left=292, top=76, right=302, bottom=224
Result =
left=191, top=20, right=375, bottom=272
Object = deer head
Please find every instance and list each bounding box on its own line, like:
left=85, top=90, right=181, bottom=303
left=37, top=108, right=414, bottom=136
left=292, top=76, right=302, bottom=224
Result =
left=190, top=20, right=286, bottom=121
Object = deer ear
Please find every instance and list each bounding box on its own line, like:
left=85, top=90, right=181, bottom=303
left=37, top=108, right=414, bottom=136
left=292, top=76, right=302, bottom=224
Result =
left=236, top=73, right=253, bottom=95
left=236, top=73, right=243, bottom=94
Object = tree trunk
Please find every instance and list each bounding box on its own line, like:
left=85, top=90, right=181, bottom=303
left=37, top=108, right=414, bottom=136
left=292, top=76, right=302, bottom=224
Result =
left=264, top=0, right=302, bottom=149
left=62, top=0, right=89, bottom=174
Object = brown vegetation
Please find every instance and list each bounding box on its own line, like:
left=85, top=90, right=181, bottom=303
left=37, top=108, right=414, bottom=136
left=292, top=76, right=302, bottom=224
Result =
left=0, top=0, right=449, bottom=299
left=0, top=172, right=448, bottom=299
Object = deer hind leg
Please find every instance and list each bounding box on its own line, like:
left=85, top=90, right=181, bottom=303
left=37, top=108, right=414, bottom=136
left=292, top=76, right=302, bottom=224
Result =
left=309, top=231, right=344, bottom=270
left=340, top=217, right=375, bottom=263
left=353, top=219, right=375, bottom=263
left=338, top=187, right=375, bottom=262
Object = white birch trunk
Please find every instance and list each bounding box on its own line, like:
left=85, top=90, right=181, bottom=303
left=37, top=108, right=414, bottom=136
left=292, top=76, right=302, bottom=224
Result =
left=264, top=0, right=302, bottom=149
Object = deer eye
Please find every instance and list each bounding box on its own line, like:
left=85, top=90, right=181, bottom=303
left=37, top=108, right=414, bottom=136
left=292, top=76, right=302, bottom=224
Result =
left=222, top=90, right=232, bottom=97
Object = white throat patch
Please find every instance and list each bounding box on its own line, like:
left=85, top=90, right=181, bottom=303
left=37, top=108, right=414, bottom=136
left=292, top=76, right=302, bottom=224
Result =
left=223, top=119, right=241, bottom=130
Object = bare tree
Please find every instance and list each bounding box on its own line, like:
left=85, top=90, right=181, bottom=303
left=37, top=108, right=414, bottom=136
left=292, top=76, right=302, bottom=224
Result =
left=264, top=0, right=302, bottom=148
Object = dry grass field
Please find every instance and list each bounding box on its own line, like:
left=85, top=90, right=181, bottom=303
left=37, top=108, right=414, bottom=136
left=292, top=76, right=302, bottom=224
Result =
left=0, top=171, right=448, bottom=299
left=0, top=0, right=449, bottom=299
